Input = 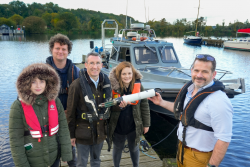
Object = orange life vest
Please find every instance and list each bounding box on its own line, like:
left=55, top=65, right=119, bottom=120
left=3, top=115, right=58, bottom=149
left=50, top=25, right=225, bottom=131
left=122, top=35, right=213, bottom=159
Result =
left=20, top=100, right=59, bottom=142
left=112, top=82, right=141, bottom=105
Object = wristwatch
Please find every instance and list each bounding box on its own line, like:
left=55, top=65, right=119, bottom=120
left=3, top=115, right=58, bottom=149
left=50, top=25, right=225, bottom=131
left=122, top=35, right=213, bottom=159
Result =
left=207, top=163, right=216, bottom=167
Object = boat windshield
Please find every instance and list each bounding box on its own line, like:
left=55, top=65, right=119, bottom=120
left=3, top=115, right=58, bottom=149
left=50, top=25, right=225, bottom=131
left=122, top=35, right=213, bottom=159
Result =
left=158, top=46, right=178, bottom=63
left=134, top=47, right=158, bottom=64
left=110, top=46, right=118, bottom=60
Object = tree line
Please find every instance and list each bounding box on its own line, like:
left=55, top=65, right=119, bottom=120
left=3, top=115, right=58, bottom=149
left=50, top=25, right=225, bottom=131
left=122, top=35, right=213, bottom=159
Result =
left=0, top=1, right=249, bottom=36
left=0, top=1, right=130, bottom=34
left=149, top=18, right=250, bottom=37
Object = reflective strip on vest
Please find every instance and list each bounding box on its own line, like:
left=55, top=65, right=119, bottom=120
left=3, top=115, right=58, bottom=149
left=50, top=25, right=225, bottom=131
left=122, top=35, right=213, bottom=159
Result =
left=30, top=130, right=42, bottom=138
left=21, top=101, right=43, bottom=138
left=48, top=100, right=59, bottom=136
left=50, top=124, right=59, bottom=135
left=21, top=100, right=59, bottom=138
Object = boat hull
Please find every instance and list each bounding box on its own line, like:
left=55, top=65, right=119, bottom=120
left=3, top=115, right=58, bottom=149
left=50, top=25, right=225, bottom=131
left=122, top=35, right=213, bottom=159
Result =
left=144, top=98, right=179, bottom=159
left=184, top=38, right=202, bottom=45
left=224, top=41, right=250, bottom=51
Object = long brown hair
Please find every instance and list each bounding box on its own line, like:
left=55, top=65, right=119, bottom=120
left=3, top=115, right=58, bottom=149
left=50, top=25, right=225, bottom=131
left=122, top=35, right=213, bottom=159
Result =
left=115, top=61, right=137, bottom=93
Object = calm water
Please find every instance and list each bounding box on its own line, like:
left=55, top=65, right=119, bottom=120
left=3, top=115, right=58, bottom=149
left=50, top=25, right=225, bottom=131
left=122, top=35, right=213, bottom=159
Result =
left=0, top=34, right=249, bottom=167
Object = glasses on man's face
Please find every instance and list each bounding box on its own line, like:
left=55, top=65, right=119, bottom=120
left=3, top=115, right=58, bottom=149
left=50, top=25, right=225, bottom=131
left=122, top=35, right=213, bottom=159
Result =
left=196, top=54, right=215, bottom=61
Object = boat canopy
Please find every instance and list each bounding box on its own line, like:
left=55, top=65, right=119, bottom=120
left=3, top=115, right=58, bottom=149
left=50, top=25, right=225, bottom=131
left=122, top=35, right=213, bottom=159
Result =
left=237, top=28, right=250, bottom=34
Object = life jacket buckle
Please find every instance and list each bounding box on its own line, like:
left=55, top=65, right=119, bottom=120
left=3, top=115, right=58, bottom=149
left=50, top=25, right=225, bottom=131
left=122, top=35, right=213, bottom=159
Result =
left=87, top=114, right=93, bottom=123
left=41, top=125, right=49, bottom=133
left=81, top=113, right=87, bottom=119
left=99, top=114, right=104, bottom=120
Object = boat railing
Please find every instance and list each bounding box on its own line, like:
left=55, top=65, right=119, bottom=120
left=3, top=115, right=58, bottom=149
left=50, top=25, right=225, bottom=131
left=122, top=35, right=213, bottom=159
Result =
left=143, top=66, right=233, bottom=80
left=142, top=66, right=191, bottom=77
left=118, top=28, right=157, bottom=42
left=101, top=19, right=119, bottom=52
left=215, top=69, right=232, bottom=80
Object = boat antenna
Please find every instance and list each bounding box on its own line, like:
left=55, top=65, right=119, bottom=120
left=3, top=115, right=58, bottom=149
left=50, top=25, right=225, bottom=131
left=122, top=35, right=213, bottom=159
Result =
left=148, top=7, right=149, bottom=22
left=195, top=0, right=200, bottom=37
left=126, top=0, right=128, bottom=28
left=144, top=0, right=147, bottom=23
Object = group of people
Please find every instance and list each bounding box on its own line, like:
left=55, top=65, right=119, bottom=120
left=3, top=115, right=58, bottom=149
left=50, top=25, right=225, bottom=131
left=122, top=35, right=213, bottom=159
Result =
left=9, top=33, right=233, bottom=167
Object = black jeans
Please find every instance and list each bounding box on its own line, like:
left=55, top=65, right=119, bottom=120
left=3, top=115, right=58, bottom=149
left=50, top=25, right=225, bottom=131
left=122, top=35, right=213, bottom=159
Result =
left=112, top=131, right=139, bottom=167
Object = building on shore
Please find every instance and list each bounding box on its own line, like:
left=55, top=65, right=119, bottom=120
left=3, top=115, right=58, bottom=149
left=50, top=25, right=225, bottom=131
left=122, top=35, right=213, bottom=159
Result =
left=0, top=24, right=25, bottom=35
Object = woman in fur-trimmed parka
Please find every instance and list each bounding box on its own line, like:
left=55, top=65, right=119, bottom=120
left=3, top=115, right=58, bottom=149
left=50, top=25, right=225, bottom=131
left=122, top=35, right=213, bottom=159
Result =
left=9, top=63, right=72, bottom=167
left=108, top=62, right=150, bottom=167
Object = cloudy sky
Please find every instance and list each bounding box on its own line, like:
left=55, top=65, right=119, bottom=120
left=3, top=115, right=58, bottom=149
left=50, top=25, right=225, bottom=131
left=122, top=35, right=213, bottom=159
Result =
left=4, top=0, right=250, bottom=26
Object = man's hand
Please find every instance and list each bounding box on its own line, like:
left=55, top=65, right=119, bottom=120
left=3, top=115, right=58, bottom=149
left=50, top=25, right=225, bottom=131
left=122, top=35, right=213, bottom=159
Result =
left=71, top=138, right=76, bottom=146
left=148, top=92, right=163, bottom=106
left=144, top=127, right=149, bottom=134
left=148, top=92, right=174, bottom=113
left=64, top=110, right=67, bottom=115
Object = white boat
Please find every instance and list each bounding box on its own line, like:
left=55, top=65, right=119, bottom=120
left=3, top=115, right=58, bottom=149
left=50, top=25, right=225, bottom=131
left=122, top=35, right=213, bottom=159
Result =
left=224, top=28, right=250, bottom=51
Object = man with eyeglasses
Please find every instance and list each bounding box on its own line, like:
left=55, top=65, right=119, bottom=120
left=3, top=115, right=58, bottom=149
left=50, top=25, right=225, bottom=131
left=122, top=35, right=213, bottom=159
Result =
left=67, top=52, right=113, bottom=167
left=148, top=54, right=233, bottom=167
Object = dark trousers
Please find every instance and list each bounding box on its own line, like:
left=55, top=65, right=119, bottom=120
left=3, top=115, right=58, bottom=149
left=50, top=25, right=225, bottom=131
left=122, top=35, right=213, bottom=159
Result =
left=67, top=146, right=77, bottom=167
left=51, top=159, right=60, bottom=167
left=112, top=131, right=139, bottom=167
left=76, top=142, right=104, bottom=167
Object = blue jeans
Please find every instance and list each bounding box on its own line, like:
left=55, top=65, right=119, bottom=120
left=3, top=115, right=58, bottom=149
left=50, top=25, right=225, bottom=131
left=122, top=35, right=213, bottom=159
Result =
left=76, top=142, right=104, bottom=167
left=67, top=146, right=77, bottom=167
left=112, top=131, right=139, bottom=167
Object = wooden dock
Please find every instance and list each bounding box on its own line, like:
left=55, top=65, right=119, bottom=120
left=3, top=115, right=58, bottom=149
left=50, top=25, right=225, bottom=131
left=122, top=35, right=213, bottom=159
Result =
left=60, top=140, right=177, bottom=167
left=201, top=37, right=226, bottom=47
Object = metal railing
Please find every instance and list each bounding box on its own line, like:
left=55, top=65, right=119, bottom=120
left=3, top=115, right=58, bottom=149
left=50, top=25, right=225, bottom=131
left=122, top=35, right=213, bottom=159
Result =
left=142, top=65, right=233, bottom=80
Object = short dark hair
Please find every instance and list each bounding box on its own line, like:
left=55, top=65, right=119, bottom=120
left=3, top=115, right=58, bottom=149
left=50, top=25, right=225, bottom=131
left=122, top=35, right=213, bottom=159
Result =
left=49, top=33, right=73, bottom=54
left=85, top=52, right=102, bottom=63
left=191, top=55, right=216, bottom=72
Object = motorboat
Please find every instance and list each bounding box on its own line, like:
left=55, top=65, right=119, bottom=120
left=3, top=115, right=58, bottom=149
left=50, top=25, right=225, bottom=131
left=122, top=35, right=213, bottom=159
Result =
left=224, top=28, right=250, bottom=51
left=75, top=19, right=245, bottom=159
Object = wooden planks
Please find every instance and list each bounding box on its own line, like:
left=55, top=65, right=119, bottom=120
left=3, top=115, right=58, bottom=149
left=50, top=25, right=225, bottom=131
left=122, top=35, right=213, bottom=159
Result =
left=60, top=140, right=165, bottom=167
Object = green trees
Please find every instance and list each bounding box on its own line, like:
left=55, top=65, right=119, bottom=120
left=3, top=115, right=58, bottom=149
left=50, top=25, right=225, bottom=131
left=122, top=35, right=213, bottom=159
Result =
left=9, top=0, right=27, bottom=17
left=0, top=17, right=15, bottom=28
left=88, top=17, right=101, bottom=31
left=1, top=1, right=248, bottom=36
left=9, top=14, right=23, bottom=25
left=42, top=13, right=52, bottom=28
left=55, top=12, right=79, bottom=32
left=22, top=16, right=46, bottom=34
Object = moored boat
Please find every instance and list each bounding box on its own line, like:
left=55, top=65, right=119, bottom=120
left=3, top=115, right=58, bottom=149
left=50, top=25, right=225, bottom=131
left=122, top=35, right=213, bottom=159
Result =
left=224, top=28, right=250, bottom=51
left=184, top=34, right=202, bottom=45
left=75, top=19, right=245, bottom=159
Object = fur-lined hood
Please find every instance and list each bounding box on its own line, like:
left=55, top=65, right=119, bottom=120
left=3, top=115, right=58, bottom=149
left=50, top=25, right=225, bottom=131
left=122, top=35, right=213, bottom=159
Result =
left=109, top=66, right=143, bottom=90
left=16, top=63, right=60, bottom=105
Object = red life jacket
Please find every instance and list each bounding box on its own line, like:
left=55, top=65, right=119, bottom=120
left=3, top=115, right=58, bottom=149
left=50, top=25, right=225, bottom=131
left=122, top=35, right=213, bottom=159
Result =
left=20, top=100, right=59, bottom=142
left=112, top=81, right=141, bottom=105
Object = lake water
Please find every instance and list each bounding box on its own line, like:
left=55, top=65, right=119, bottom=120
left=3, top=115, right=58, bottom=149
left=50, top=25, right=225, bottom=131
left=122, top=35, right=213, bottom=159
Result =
left=0, top=34, right=249, bottom=167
